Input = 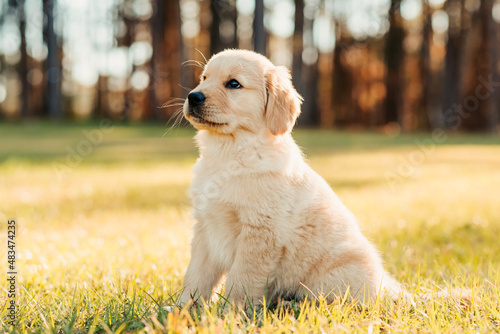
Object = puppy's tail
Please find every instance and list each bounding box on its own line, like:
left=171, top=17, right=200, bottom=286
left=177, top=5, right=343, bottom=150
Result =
left=382, top=277, right=416, bottom=305
left=382, top=276, right=473, bottom=307
left=420, top=288, right=473, bottom=306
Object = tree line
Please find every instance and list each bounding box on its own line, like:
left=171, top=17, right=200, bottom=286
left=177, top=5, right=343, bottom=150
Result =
left=0, top=0, right=498, bottom=133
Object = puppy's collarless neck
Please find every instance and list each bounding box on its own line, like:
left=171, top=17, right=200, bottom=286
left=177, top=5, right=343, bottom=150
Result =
left=196, top=129, right=289, bottom=148
left=195, top=130, right=296, bottom=159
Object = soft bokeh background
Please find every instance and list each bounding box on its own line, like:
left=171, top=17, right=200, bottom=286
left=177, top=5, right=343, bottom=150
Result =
left=0, top=0, right=499, bottom=132
left=1, top=1, right=500, bottom=332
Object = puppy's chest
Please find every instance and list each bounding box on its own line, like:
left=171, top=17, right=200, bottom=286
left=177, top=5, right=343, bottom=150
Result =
left=190, top=168, right=264, bottom=207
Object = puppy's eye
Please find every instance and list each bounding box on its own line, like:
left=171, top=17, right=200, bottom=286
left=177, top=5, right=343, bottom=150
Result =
left=203, top=76, right=207, bottom=81
left=226, top=79, right=242, bottom=89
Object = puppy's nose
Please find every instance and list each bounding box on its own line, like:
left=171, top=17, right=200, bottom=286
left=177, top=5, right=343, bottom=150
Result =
left=188, top=92, right=206, bottom=107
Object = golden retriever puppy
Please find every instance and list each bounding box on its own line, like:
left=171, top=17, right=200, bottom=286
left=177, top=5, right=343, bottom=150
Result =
left=179, top=49, right=406, bottom=308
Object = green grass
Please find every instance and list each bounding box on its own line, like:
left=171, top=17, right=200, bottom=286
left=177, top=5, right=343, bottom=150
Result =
left=1, top=122, right=499, bottom=333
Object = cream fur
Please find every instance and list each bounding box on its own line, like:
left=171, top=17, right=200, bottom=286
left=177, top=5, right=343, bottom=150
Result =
left=179, top=49, right=406, bottom=307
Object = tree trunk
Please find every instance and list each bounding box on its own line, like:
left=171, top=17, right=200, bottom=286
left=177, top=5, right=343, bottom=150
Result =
left=384, top=0, right=405, bottom=125
left=149, top=0, right=164, bottom=121
left=460, top=0, right=498, bottom=132
left=150, top=0, right=182, bottom=120
left=331, top=29, right=354, bottom=127
left=299, top=3, right=319, bottom=127
left=301, top=61, right=319, bottom=126
left=253, top=0, right=266, bottom=55
left=17, top=0, right=29, bottom=118
left=486, top=0, right=499, bottom=133
left=442, top=0, right=466, bottom=129
left=417, top=0, right=432, bottom=130
left=210, top=0, right=238, bottom=55
left=292, top=0, right=303, bottom=96
left=43, top=0, right=61, bottom=120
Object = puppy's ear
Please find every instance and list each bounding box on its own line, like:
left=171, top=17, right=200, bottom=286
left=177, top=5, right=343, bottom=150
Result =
left=265, top=66, right=302, bottom=136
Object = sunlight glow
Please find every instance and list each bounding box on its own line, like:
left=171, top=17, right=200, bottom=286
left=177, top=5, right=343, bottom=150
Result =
left=347, top=12, right=387, bottom=40
left=236, top=0, right=255, bottom=15
left=132, top=0, right=153, bottom=20
left=107, top=47, right=130, bottom=79
left=130, top=42, right=153, bottom=66
left=493, top=3, right=500, bottom=23
left=313, top=16, right=335, bottom=53
left=401, top=0, right=423, bottom=21
left=180, top=0, right=200, bottom=39
left=431, top=10, right=449, bottom=34
left=269, top=0, right=295, bottom=39
left=130, top=70, right=150, bottom=91
left=72, top=61, right=98, bottom=87
left=428, top=0, right=447, bottom=8
left=0, top=84, right=6, bottom=103
left=0, top=18, right=20, bottom=56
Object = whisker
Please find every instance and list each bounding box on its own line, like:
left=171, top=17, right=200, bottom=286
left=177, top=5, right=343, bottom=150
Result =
left=163, top=107, right=186, bottom=138
left=195, top=48, right=208, bottom=65
left=182, top=60, right=205, bottom=69
left=160, top=97, right=186, bottom=109
left=166, top=106, right=184, bottom=124
left=162, top=98, right=185, bottom=103
left=160, top=102, right=184, bottom=109
left=181, top=63, right=201, bottom=69
left=178, top=84, right=192, bottom=92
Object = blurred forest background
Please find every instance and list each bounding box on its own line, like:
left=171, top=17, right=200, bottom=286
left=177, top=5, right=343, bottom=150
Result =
left=0, top=0, right=499, bottom=133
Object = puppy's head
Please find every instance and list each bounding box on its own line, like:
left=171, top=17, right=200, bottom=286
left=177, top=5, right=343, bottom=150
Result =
left=183, top=49, right=302, bottom=136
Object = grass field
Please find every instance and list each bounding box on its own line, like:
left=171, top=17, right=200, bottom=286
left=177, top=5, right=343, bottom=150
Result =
left=1, top=122, right=500, bottom=333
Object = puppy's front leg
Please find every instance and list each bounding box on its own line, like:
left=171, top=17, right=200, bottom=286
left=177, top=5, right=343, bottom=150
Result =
left=180, top=223, right=223, bottom=306
left=225, top=223, right=279, bottom=308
